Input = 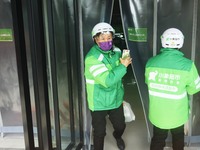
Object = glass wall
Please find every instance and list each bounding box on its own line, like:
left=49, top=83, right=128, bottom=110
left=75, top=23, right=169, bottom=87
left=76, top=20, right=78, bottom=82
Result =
left=10, top=0, right=84, bottom=149
left=42, top=0, right=73, bottom=147
left=42, top=0, right=83, bottom=149
left=0, top=0, right=25, bottom=149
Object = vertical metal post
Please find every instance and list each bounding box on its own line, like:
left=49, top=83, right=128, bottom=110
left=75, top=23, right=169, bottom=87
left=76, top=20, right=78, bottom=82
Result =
left=17, top=0, right=53, bottom=149
left=188, top=0, right=198, bottom=146
left=153, top=0, right=158, bottom=56
left=74, top=0, right=84, bottom=149
left=11, top=0, right=35, bottom=149
left=28, top=0, right=53, bottom=149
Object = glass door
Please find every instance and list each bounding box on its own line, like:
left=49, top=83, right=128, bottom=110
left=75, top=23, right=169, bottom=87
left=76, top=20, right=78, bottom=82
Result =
left=11, top=0, right=84, bottom=149
left=42, top=0, right=83, bottom=149
left=0, top=0, right=25, bottom=149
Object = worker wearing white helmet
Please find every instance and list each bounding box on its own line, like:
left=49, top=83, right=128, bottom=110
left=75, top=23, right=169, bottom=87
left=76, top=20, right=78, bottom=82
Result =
left=84, top=22, right=132, bottom=150
left=161, top=28, right=184, bottom=49
left=145, top=28, right=200, bottom=150
left=91, top=22, right=115, bottom=51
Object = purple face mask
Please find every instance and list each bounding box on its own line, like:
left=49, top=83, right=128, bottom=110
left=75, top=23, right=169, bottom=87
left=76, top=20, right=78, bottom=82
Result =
left=99, top=41, right=113, bottom=51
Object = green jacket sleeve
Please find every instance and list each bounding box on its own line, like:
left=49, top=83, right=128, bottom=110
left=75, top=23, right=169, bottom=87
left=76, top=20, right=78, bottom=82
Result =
left=85, top=55, right=127, bottom=88
left=186, top=63, right=200, bottom=95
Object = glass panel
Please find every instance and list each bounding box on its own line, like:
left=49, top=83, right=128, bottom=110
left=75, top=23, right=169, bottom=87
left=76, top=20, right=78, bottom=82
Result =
left=43, top=0, right=72, bottom=149
left=28, top=66, right=38, bottom=147
left=191, top=0, right=200, bottom=136
left=51, top=2, right=71, bottom=148
left=63, top=0, right=80, bottom=147
left=0, top=0, right=25, bottom=149
left=15, top=0, right=40, bottom=148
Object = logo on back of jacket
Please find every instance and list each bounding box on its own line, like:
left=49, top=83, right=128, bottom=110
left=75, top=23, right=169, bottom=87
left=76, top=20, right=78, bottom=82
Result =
left=148, top=70, right=180, bottom=92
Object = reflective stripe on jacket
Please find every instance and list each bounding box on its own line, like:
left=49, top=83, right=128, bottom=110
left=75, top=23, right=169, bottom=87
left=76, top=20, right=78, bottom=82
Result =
left=145, top=48, right=200, bottom=129
left=84, top=45, right=127, bottom=111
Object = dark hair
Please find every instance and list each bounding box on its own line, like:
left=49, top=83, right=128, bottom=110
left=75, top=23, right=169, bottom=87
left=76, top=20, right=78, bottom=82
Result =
left=93, top=32, right=114, bottom=44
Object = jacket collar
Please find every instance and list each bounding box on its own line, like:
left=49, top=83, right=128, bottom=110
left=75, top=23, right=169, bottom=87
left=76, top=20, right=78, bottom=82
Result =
left=160, top=48, right=184, bottom=56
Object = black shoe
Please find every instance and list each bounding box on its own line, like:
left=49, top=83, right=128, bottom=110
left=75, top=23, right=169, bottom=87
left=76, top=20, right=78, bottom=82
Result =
left=115, top=138, right=125, bottom=150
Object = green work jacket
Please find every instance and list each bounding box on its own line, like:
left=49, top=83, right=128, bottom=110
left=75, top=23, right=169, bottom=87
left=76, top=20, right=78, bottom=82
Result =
left=145, top=48, right=200, bottom=129
left=84, top=45, right=127, bottom=111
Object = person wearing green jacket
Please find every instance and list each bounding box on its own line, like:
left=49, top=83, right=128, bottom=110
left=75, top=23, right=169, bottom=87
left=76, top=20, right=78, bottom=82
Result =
left=84, top=22, right=132, bottom=150
left=145, top=28, right=200, bottom=150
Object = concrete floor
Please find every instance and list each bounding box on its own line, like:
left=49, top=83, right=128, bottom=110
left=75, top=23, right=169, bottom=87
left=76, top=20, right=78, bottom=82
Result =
left=0, top=133, right=25, bottom=149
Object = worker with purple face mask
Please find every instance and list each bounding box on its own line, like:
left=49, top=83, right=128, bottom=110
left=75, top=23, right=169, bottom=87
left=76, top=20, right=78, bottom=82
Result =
left=84, top=22, right=132, bottom=150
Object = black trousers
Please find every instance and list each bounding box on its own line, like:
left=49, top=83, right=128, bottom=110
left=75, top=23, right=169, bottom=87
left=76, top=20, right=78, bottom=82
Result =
left=150, top=125, right=184, bottom=150
left=91, top=104, right=126, bottom=150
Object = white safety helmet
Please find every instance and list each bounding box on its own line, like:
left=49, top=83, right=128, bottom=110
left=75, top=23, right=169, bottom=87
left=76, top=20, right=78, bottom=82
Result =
left=91, top=22, right=115, bottom=38
left=161, top=28, right=184, bottom=49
